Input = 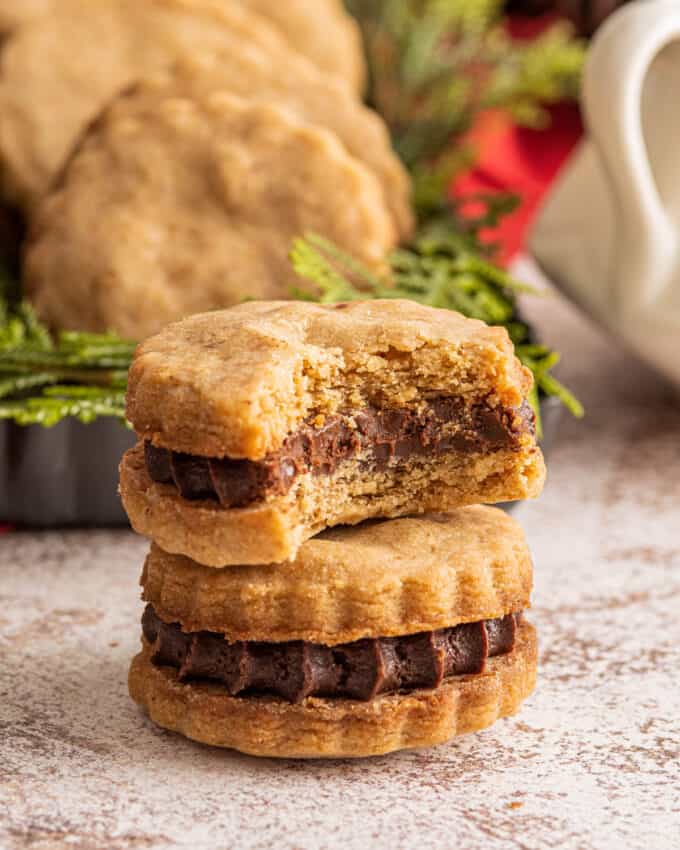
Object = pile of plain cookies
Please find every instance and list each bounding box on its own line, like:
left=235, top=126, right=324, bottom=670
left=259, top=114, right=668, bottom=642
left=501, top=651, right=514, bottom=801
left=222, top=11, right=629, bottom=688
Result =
left=0, top=0, right=411, bottom=339
left=121, top=300, right=545, bottom=757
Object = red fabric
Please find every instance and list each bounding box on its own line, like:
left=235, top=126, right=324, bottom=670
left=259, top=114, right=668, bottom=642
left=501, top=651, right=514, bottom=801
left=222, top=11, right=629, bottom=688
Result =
left=450, top=12, right=585, bottom=264
left=451, top=103, right=583, bottom=265
left=506, top=11, right=566, bottom=40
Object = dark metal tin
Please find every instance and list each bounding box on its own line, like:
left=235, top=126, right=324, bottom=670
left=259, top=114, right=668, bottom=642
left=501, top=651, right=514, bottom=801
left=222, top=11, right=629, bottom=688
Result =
left=0, top=397, right=563, bottom=527
left=0, top=418, right=135, bottom=526
left=535, top=394, right=564, bottom=457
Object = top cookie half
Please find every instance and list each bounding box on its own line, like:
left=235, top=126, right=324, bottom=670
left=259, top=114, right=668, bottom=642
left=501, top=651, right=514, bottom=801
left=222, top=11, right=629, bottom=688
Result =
left=127, top=299, right=539, bottom=460
left=122, top=300, right=545, bottom=564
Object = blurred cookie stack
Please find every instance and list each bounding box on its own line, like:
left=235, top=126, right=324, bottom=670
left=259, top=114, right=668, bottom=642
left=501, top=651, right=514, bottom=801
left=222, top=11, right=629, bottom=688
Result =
left=120, top=299, right=544, bottom=757
left=0, top=0, right=411, bottom=337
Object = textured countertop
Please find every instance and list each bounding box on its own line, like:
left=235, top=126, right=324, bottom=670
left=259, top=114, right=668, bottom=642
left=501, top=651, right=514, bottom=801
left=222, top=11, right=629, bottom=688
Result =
left=2, top=265, right=679, bottom=850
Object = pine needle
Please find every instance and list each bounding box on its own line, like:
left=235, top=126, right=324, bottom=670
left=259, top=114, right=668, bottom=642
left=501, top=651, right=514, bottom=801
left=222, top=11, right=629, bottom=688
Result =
left=0, top=393, right=127, bottom=427
left=348, top=0, right=585, bottom=178
left=0, top=268, right=133, bottom=427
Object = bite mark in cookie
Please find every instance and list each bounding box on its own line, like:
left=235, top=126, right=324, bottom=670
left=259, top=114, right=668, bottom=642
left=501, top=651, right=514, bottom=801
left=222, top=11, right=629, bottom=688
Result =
left=120, top=301, right=545, bottom=565
left=144, top=399, right=535, bottom=508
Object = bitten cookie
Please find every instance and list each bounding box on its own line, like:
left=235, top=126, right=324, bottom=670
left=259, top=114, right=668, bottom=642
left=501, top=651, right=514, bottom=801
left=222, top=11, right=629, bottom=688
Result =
left=25, top=92, right=396, bottom=339
left=129, top=508, right=537, bottom=758
left=0, top=0, right=328, bottom=211
left=120, top=300, right=546, bottom=566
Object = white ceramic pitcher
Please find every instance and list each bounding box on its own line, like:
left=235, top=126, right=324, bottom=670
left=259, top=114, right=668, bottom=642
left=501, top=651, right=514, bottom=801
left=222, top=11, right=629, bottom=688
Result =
left=530, top=0, right=680, bottom=386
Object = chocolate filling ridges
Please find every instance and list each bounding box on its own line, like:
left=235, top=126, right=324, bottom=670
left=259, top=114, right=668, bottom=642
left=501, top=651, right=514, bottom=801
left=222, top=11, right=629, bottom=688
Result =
left=145, top=398, right=535, bottom=508
left=142, top=605, right=520, bottom=703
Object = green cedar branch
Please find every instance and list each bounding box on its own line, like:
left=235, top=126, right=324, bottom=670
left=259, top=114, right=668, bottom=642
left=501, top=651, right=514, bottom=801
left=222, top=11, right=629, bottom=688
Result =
left=0, top=270, right=133, bottom=426
left=0, top=393, right=127, bottom=427
left=347, top=0, right=585, bottom=176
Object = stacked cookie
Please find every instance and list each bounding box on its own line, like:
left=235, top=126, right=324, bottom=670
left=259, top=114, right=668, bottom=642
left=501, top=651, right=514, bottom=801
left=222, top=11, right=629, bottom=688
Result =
left=121, top=299, right=544, bottom=757
left=1, top=0, right=411, bottom=337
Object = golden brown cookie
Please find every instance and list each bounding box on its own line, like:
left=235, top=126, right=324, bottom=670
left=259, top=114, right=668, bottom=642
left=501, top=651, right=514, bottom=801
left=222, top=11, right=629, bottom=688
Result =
left=136, top=506, right=533, bottom=707
left=128, top=620, right=537, bottom=758
left=119, top=301, right=545, bottom=566
left=240, top=0, right=366, bottom=93
left=141, top=507, right=533, bottom=642
left=126, top=300, right=535, bottom=458
left=0, top=0, right=324, bottom=212
left=24, top=92, right=397, bottom=339
left=0, top=0, right=49, bottom=34
left=96, top=50, right=411, bottom=239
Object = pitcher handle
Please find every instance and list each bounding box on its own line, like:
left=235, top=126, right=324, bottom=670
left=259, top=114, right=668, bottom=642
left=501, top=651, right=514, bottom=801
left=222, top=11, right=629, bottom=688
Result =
left=583, top=0, right=680, bottom=308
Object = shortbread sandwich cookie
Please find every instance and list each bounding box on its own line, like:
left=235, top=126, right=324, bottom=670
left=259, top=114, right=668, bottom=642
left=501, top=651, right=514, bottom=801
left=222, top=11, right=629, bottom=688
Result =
left=129, top=508, right=537, bottom=758
left=119, top=300, right=546, bottom=566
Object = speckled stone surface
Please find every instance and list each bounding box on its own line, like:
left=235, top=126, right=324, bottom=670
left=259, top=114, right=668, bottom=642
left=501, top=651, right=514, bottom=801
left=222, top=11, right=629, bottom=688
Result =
left=2, top=266, right=679, bottom=850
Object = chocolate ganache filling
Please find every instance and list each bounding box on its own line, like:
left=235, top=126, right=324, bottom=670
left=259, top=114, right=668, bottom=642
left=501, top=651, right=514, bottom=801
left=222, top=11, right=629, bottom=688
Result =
left=145, top=398, right=535, bottom=508
left=142, top=605, right=521, bottom=703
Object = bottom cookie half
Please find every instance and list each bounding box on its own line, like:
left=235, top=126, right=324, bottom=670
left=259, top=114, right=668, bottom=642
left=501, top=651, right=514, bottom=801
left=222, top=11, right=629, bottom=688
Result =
left=128, top=621, right=537, bottom=758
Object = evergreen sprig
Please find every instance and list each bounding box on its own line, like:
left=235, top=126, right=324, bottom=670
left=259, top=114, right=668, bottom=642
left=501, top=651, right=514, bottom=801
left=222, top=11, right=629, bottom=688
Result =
left=291, top=232, right=583, bottom=434
left=0, top=267, right=132, bottom=426
left=347, top=0, right=585, bottom=174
